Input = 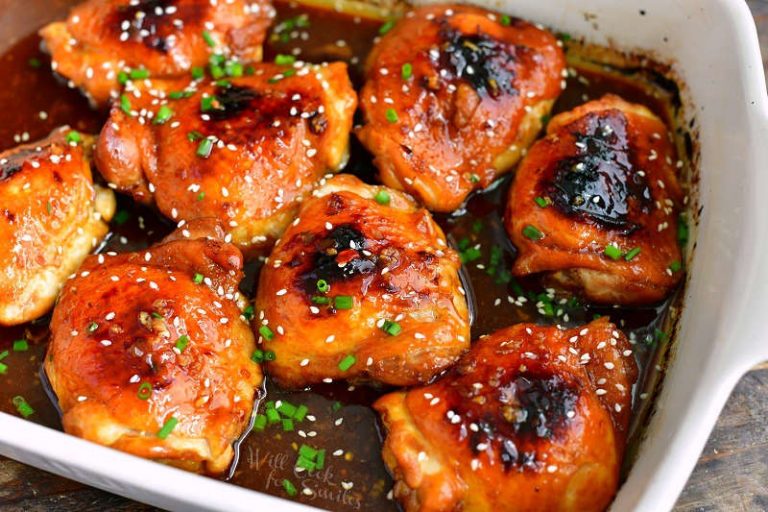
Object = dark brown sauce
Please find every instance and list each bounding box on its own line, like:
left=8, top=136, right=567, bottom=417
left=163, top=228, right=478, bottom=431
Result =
left=0, top=3, right=689, bottom=511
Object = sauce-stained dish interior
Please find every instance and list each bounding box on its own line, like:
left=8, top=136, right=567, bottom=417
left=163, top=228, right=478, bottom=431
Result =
left=0, top=0, right=693, bottom=510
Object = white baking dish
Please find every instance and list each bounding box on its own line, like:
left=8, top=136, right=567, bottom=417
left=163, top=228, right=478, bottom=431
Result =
left=1, top=0, right=767, bottom=510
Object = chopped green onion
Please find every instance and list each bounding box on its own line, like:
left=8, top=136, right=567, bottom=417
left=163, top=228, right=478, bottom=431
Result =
left=316, top=279, right=330, bottom=293
left=381, top=319, right=402, bottom=336
left=197, top=191, right=205, bottom=201
left=225, top=60, right=243, bottom=77
left=156, top=417, right=178, bottom=439
left=201, top=95, right=216, bottom=112
left=282, top=418, right=295, bottom=431
left=253, top=414, right=267, bottom=432
left=299, top=444, right=318, bottom=460
left=202, top=30, right=216, bottom=47
left=677, top=214, right=689, bottom=245
left=277, top=401, right=297, bottom=418
left=625, top=247, right=641, bottom=261
left=263, top=350, right=276, bottom=361
left=294, top=404, right=308, bottom=422
left=603, top=244, right=622, bottom=261
left=137, top=382, right=152, bottom=400
left=193, top=273, right=204, bottom=284
left=113, top=209, right=130, bottom=225
left=197, top=138, right=213, bottom=158
left=0, top=362, right=7, bottom=375
left=669, top=260, right=682, bottom=272
left=379, top=20, right=395, bottom=35
left=12, top=340, right=28, bottom=352
left=385, top=108, right=398, bottom=123
left=460, top=246, right=481, bottom=264
left=0, top=350, right=8, bottom=361
left=334, top=295, right=354, bottom=310
left=522, top=224, right=544, bottom=241
left=251, top=349, right=264, bottom=363
left=120, top=94, right=132, bottom=115
left=266, top=408, right=281, bottom=424
left=500, top=14, right=512, bottom=26
left=282, top=479, right=298, bottom=497
left=117, top=71, right=129, bottom=85
left=187, top=130, right=203, bottom=142
left=168, top=90, right=193, bottom=100
left=28, top=57, right=41, bottom=69
left=275, top=54, right=296, bottom=66
left=174, top=334, right=190, bottom=353
left=191, top=66, right=205, bottom=80
left=243, top=305, right=255, bottom=320
left=129, top=68, right=149, bottom=80
left=315, top=449, right=326, bottom=470
left=338, top=354, right=356, bottom=371
left=401, top=62, right=413, bottom=80
left=153, top=105, right=173, bottom=125
left=87, top=321, right=99, bottom=333
left=259, top=325, right=275, bottom=341
left=534, top=196, right=549, bottom=208
left=66, top=130, right=81, bottom=145
left=374, top=189, right=391, bottom=205
left=12, top=396, right=34, bottom=418
left=312, top=295, right=331, bottom=305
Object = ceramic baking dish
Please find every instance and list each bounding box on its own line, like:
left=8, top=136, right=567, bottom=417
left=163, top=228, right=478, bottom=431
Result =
left=1, top=0, right=766, bottom=510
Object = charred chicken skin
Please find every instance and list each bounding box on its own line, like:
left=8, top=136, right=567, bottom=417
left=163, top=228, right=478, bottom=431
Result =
left=375, top=317, right=637, bottom=512
left=505, top=95, right=685, bottom=305
left=95, top=62, right=357, bottom=255
left=254, top=174, right=470, bottom=388
left=40, top=0, right=275, bottom=107
left=356, top=4, right=566, bottom=212
left=0, top=128, right=115, bottom=326
left=45, top=220, right=262, bottom=474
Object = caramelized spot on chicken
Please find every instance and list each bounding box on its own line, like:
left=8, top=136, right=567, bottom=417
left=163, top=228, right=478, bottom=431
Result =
left=0, top=127, right=115, bottom=326
left=356, top=3, right=566, bottom=212
left=39, top=0, right=275, bottom=106
left=95, top=62, right=357, bottom=256
left=45, top=219, right=261, bottom=474
left=375, top=317, right=637, bottom=512
left=254, top=174, right=470, bottom=388
left=506, top=94, right=684, bottom=304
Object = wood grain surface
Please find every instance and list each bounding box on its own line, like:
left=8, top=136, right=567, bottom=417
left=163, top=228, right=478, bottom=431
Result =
left=1, top=1, right=767, bottom=511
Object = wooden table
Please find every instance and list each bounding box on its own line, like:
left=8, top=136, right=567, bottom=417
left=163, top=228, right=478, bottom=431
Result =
left=2, top=2, right=767, bottom=511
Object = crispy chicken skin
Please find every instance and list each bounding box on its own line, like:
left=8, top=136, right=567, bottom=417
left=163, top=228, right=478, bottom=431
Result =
left=45, top=220, right=261, bottom=474
left=505, top=95, right=685, bottom=305
left=356, top=4, right=566, bottom=212
left=374, top=317, right=637, bottom=512
left=40, top=0, right=274, bottom=107
left=95, top=62, right=357, bottom=255
left=254, top=174, right=470, bottom=388
left=0, top=128, right=115, bottom=326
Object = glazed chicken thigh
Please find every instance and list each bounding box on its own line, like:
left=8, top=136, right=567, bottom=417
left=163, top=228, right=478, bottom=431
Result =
left=254, top=174, right=470, bottom=388
left=356, top=4, right=566, bottom=212
left=505, top=95, right=685, bottom=305
left=0, top=128, right=115, bottom=326
left=40, top=0, right=274, bottom=106
left=375, top=317, right=637, bottom=512
left=45, top=220, right=262, bottom=474
left=95, top=62, right=357, bottom=255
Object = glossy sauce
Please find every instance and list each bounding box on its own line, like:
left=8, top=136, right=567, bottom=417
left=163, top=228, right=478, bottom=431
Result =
left=0, top=3, right=691, bottom=510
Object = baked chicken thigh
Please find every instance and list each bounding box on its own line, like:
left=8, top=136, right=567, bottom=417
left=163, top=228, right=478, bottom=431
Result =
left=40, top=0, right=274, bottom=106
left=254, top=174, right=470, bottom=388
left=375, top=317, right=637, bottom=512
left=505, top=95, right=685, bottom=305
left=45, top=220, right=261, bottom=474
left=95, top=62, right=357, bottom=255
left=356, top=4, right=566, bottom=212
left=0, top=127, right=115, bottom=326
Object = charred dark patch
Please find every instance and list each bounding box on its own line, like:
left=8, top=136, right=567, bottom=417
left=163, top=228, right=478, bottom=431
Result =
left=298, top=224, right=377, bottom=294
left=547, top=111, right=651, bottom=232
left=449, top=367, right=579, bottom=471
left=206, top=85, right=260, bottom=121
left=308, top=112, right=328, bottom=135
left=113, top=0, right=198, bottom=53
left=0, top=160, right=23, bottom=181
left=52, top=170, right=62, bottom=183
left=2, top=209, right=15, bottom=222
left=436, top=25, right=517, bottom=99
